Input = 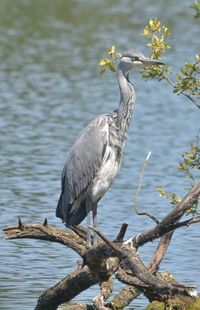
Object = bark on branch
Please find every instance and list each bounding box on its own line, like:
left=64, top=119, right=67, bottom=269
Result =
left=92, top=228, right=197, bottom=299
left=3, top=219, right=87, bottom=257
left=35, top=266, right=102, bottom=310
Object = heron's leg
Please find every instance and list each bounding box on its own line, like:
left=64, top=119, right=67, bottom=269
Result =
left=92, top=203, right=98, bottom=245
left=86, top=200, right=93, bottom=248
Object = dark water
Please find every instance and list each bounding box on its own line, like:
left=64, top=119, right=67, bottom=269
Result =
left=0, top=0, right=199, bottom=309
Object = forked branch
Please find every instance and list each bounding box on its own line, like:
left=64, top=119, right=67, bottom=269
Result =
left=130, top=181, right=200, bottom=248
left=3, top=181, right=200, bottom=309
left=91, top=227, right=197, bottom=299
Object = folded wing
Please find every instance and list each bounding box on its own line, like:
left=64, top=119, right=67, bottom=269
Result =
left=56, top=115, right=109, bottom=224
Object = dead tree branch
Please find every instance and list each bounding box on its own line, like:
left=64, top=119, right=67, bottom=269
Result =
left=3, top=181, right=200, bottom=309
left=93, top=277, right=113, bottom=310
left=107, top=285, right=140, bottom=309
left=173, top=215, right=200, bottom=228
left=35, top=266, right=102, bottom=310
left=3, top=219, right=87, bottom=257
left=148, top=232, right=174, bottom=273
left=91, top=228, right=197, bottom=298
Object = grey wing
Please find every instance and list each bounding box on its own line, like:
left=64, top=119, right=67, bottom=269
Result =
left=56, top=115, right=109, bottom=223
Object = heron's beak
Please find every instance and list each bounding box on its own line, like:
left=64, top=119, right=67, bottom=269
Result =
left=141, top=57, right=165, bottom=66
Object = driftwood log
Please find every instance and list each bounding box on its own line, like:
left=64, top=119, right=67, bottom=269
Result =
left=3, top=181, right=200, bottom=310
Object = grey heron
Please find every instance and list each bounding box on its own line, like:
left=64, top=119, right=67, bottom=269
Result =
left=56, top=49, right=164, bottom=247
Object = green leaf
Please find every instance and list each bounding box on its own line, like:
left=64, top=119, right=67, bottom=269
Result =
left=155, top=187, right=168, bottom=199
left=181, top=67, right=188, bottom=76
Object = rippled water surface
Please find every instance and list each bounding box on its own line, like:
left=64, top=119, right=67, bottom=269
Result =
left=0, top=0, right=199, bottom=309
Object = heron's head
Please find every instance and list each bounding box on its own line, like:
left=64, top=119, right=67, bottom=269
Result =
left=118, top=49, right=165, bottom=74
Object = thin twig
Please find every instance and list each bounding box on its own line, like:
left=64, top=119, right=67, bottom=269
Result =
left=131, top=181, right=200, bottom=248
left=162, top=73, right=199, bottom=108
left=134, top=152, right=160, bottom=224
left=162, top=73, right=175, bottom=87
left=182, top=93, right=198, bottom=106
left=173, top=215, right=200, bottom=229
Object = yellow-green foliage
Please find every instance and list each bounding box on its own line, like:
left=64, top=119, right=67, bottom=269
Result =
left=191, top=0, right=200, bottom=18
left=155, top=187, right=182, bottom=207
left=174, top=55, right=200, bottom=96
left=156, top=141, right=200, bottom=213
left=142, top=18, right=171, bottom=80
left=142, top=19, right=200, bottom=99
left=98, top=18, right=199, bottom=103
left=178, top=142, right=200, bottom=172
left=143, top=18, right=171, bottom=57
left=98, top=45, right=120, bottom=74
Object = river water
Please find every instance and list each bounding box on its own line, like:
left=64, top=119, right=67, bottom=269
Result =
left=0, top=0, right=199, bottom=309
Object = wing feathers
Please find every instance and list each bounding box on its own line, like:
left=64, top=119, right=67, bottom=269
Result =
left=56, top=115, right=111, bottom=223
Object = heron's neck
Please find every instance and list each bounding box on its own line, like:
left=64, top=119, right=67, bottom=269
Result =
left=116, top=68, right=136, bottom=140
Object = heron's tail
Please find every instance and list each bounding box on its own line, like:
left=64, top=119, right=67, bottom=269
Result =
left=56, top=194, right=65, bottom=220
left=56, top=194, right=87, bottom=226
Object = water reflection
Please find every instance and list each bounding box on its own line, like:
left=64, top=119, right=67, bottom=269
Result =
left=0, top=0, right=199, bottom=309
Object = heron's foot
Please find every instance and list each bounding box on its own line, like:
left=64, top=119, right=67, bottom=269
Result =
left=86, top=229, right=93, bottom=248
left=93, top=232, right=99, bottom=246
left=86, top=230, right=99, bottom=248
